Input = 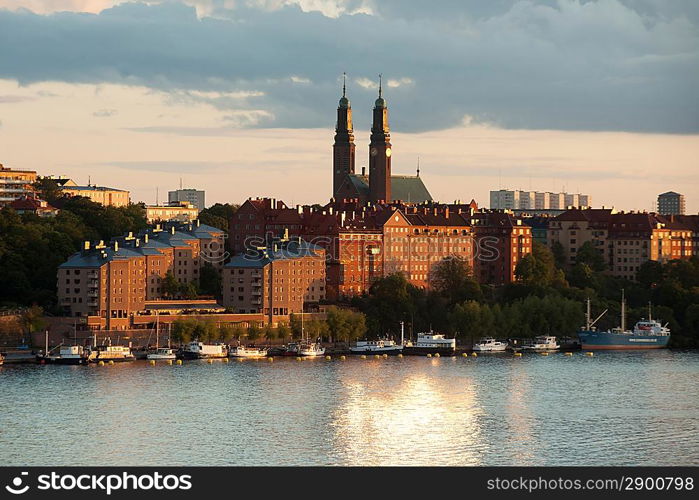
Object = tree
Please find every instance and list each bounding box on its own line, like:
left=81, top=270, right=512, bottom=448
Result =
left=247, top=324, right=261, bottom=342
left=262, top=324, right=276, bottom=344
left=576, top=241, right=606, bottom=272
left=218, top=324, right=235, bottom=343
left=19, top=305, right=47, bottom=335
left=551, top=241, right=567, bottom=270
left=179, top=281, right=199, bottom=300
left=162, top=272, right=180, bottom=298
left=431, top=257, right=482, bottom=305
left=199, top=263, right=222, bottom=298
left=276, top=322, right=290, bottom=342
left=171, top=319, right=196, bottom=345
left=32, top=177, right=64, bottom=204
left=289, top=314, right=303, bottom=339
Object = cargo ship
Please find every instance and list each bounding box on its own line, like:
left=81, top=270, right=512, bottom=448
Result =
left=577, top=295, right=670, bottom=350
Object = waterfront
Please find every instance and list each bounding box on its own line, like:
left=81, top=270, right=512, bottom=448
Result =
left=1, top=350, right=698, bottom=466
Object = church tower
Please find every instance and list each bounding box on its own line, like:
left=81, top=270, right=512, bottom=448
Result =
left=332, top=73, right=355, bottom=200
left=369, top=75, right=392, bottom=203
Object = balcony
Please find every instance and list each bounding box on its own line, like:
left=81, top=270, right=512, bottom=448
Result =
left=252, top=299, right=262, bottom=305
left=87, top=290, right=98, bottom=298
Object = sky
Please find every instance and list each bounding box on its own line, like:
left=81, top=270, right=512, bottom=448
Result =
left=0, top=0, right=697, bottom=212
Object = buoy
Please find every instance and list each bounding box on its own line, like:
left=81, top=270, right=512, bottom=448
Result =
left=176, top=359, right=183, bottom=365
left=397, top=353, right=403, bottom=358
left=374, top=354, right=380, bottom=359
left=268, top=357, right=273, bottom=362
left=586, top=352, right=594, bottom=357
left=382, top=353, right=388, bottom=359
left=426, top=353, right=432, bottom=358
left=434, top=353, right=441, bottom=358
left=167, top=360, right=173, bottom=365
left=149, top=360, right=156, bottom=366
left=514, top=352, right=522, bottom=357
left=340, top=355, right=346, bottom=360
left=108, top=360, right=114, bottom=365
left=360, top=355, right=366, bottom=359
left=325, top=356, right=332, bottom=360
left=207, top=359, right=213, bottom=364
left=98, top=360, right=104, bottom=366
left=471, top=352, right=477, bottom=357
left=223, top=358, right=229, bottom=363
left=565, top=352, right=573, bottom=356
left=541, top=352, right=549, bottom=356
left=462, top=352, right=468, bottom=357
left=296, top=356, right=302, bottom=361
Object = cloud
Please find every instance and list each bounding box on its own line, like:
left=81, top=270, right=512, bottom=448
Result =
left=93, top=108, right=118, bottom=117
left=0, top=1, right=697, bottom=133
left=0, top=95, right=37, bottom=103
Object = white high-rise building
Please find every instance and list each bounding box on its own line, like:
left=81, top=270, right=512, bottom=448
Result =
left=490, top=189, right=591, bottom=210
left=168, top=188, right=205, bottom=211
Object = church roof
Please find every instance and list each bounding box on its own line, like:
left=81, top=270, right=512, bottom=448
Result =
left=344, top=174, right=433, bottom=204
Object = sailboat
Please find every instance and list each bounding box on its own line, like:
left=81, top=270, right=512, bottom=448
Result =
left=147, top=313, right=176, bottom=360
left=296, top=299, right=325, bottom=357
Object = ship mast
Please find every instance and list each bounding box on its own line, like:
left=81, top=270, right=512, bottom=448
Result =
left=621, top=289, right=626, bottom=332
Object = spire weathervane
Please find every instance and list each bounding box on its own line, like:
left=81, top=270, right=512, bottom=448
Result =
left=378, top=73, right=383, bottom=98
left=417, top=156, right=420, bottom=177
left=342, top=72, right=346, bottom=98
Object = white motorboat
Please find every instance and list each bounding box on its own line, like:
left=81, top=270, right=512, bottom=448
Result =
left=472, top=337, right=509, bottom=352
left=147, top=348, right=177, bottom=360
left=521, top=336, right=560, bottom=352
left=350, top=339, right=403, bottom=355
left=403, top=331, right=456, bottom=356
left=297, top=341, right=325, bottom=357
left=181, top=341, right=228, bottom=359
left=228, top=345, right=268, bottom=358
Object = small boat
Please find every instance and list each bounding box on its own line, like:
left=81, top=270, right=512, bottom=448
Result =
left=37, top=345, right=89, bottom=365
left=88, top=345, right=136, bottom=362
left=297, top=341, right=325, bottom=357
left=228, top=345, right=268, bottom=358
left=281, top=342, right=300, bottom=356
left=403, top=331, right=456, bottom=356
left=146, top=314, right=176, bottom=360
left=472, top=337, right=508, bottom=352
left=180, top=341, right=227, bottom=359
left=147, top=348, right=177, bottom=360
left=350, top=339, right=403, bottom=355
left=0, top=352, right=4, bottom=366
left=520, top=336, right=560, bottom=352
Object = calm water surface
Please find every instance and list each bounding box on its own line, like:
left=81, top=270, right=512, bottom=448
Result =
left=1, top=351, right=698, bottom=466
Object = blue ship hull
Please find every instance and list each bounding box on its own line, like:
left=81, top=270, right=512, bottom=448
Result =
left=578, top=330, right=670, bottom=350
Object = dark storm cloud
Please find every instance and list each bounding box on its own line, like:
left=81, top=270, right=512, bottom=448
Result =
left=0, top=0, right=697, bottom=133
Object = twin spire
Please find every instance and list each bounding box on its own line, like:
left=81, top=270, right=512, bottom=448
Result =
left=338, top=73, right=386, bottom=109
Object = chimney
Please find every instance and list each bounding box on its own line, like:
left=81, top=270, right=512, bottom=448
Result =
left=135, top=238, right=140, bottom=247
left=144, top=234, right=149, bottom=243
left=83, top=241, right=90, bottom=251
left=329, top=206, right=334, bottom=215
left=444, top=207, right=450, bottom=218
left=361, top=166, right=366, bottom=176
left=113, top=241, right=119, bottom=252
left=171, top=226, right=175, bottom=234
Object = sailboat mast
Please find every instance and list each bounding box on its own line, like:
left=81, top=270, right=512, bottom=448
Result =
left=155, top=312, right=159, bottom=350
left=648, top=302, right=652, bottom=322
left=621, top=289, right=626, bottom=332
left=586, top=297, right=591, bottom=330
left=400, top=321, right=404, bottom=346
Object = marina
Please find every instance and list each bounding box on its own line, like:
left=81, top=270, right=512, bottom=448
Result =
left=1, top=349, right=697, bottom=466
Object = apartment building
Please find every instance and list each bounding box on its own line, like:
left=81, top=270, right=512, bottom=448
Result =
left=230, top=197, right=531, bottom=299
left=145, top=201, right=199, bottom=223
left=547, top=208, right=697, bottom=281
left=61, top=182, right=131, bottom=207
left=57, top=220, right=224, bottom=329
left=657, top=191, right=686, bottom=216
left=168, top=188, right=205, bottom=211
left=222, top=235, right=326, bottom=320
left=0, top=163, right=37, bottom=205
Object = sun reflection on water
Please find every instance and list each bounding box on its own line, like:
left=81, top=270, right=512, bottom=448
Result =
left=329, top=361, right=486, bottom=465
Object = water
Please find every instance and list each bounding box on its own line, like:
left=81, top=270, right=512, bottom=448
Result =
left=1, top=351, right=698, bottom=466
